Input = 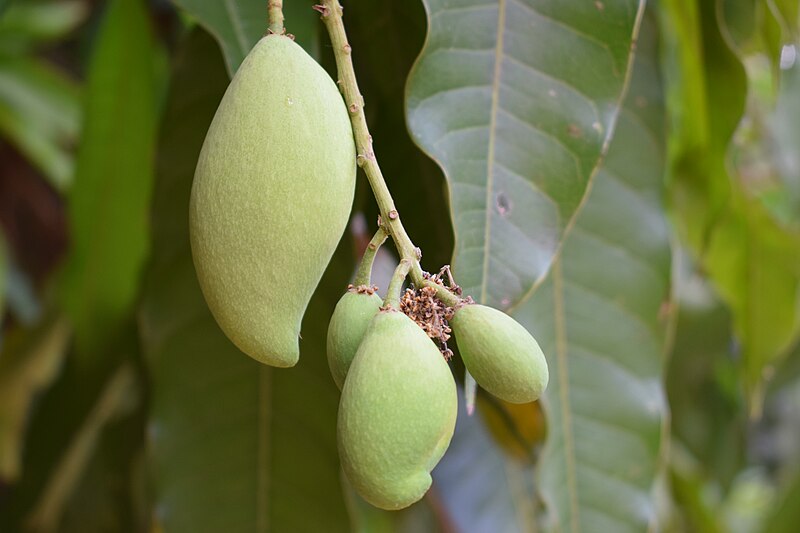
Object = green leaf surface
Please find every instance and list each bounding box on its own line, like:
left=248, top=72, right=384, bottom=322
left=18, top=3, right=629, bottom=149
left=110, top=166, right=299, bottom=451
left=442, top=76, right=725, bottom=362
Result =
left=705, top=187, right=800, bottom=408
left=141, top=29, right=350, bottom=532
left=660, top=0, right=747, bottom=254
left=61, top=0, right=158, bottom=359
left=432, top=388, right=537, bottom=532
left=0, top=56, right=80, bottom=191
left=666, top=262, right=745, bottom=489
left=406, top=0, right=645, bottom=310
left=170, top=0, right=319, bottom=75
left=513, top=11, right=671, bottom=531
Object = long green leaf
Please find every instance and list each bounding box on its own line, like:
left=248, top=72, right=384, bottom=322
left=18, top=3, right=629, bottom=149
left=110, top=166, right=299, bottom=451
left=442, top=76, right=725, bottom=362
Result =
left=406, top=0, right=645, bottom=310
left=141, top=29, right=350, bottom=532
left=660, top=0, right=747, bottom=255
left=705, top=187, right=800, bottom=411
left=61, top=0, right=158, bottom=359
left=514, top=11, right=671, bottom=531
left=170, top=0, right=319, bottom=75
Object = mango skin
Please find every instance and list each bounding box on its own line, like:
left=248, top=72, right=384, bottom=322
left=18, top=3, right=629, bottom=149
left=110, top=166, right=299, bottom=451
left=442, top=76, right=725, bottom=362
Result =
left=189, top=35, right=356, bottom=367
left=327, top=290, right=383, bottom=390
left=338, top=311, right=457, bottom=510
left=451, top=304, right=549, bottom=403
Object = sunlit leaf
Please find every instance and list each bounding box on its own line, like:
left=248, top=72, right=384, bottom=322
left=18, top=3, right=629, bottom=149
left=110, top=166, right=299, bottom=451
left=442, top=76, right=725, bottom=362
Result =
left=660, top=0, right=747, bottom=254
left=705, top=187, right=800, bottom=411
left=406, top=0, right=645, bottom=310
left=514, top=10, right=672, bottom=531
left=61, top=0, right=159, bottom=359
left=140, top=29, right=350, bottom=532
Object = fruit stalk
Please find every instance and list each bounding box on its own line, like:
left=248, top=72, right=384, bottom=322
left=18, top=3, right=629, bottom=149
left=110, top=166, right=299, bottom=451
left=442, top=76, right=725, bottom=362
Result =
left=385, top=259, right=412, bottom=309
left=317, top=0, right=460, bottom=308
left=267, top=0, right=284, bottom=34
left=354, top=226, right=387, bottom=286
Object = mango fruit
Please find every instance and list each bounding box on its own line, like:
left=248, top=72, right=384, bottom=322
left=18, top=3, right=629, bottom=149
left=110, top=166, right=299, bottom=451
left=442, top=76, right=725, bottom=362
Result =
left=189, top=35, right=356, bottom=367
left=451, top=304, right=548, bottom=403
left=338, top=310, right=457, bottom=510
left=327, top=288, right=383, bottom=390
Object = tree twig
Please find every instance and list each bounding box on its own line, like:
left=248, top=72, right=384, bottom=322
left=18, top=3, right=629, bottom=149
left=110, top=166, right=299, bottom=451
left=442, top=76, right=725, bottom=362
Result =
left=316, top=0, right=461, bottom=308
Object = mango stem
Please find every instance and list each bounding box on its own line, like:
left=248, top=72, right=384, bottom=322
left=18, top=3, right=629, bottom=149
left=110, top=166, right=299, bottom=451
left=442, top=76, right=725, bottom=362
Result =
left=384, top=260, right=412, bottom=309
left=317, top=0, right=462, bottom=309
left=267, top=0, right=284, bottom=35
left=354, top=226, right=388, bottom=286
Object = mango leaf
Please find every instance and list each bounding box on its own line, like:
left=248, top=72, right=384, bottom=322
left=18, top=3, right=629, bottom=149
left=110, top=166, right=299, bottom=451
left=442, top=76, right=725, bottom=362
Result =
left=432, top=387, right=537, bottom=532
left=513, top=10, right=671, bottom=531
left=61, top=0, right=158, bottom=359
left=666, top=260, right=745, bottom=489
left=406, top=0, right=645, bottom=310
left=660, top=0, right=747, bottom=255
left=0, top=56, right=80, bottom=191
left=704, top=187, right=800, bottom=410
left=170, top=0, right=319, bottom=75
left=140, top=29, right=350, bottom=532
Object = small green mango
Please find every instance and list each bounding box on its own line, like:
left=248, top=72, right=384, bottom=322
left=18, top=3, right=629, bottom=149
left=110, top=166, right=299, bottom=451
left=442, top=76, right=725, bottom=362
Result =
left=189, top=35, right=356, bottom=367
left=338, top=310, right=457, bottom=510
left=327, top=289, right=383, bottom=390
left=451, top=304, right=548, bottom=403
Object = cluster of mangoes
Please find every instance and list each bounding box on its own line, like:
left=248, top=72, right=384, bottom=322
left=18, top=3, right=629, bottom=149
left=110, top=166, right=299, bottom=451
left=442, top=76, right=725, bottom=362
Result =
left=189, top=35, right=549, bottom=511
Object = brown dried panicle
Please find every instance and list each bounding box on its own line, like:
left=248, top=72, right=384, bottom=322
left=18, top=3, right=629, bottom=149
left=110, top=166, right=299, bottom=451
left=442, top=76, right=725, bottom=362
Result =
left=400, top=283, right=455, bottom=360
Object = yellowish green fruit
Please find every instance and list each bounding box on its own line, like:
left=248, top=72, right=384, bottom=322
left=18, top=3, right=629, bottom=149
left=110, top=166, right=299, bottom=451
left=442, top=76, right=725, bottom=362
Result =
left=451, top=304, right=548, bottom=403
left=338, top=310, right=457, bottom=510
left=189, top=35, right=356, bottom=367
left=327, top=288, right=383, bottom=389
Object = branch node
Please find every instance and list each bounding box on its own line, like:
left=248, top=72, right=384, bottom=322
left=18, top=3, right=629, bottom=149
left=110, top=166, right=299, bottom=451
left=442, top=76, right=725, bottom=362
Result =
left=388, top=209, right=399, bottom=220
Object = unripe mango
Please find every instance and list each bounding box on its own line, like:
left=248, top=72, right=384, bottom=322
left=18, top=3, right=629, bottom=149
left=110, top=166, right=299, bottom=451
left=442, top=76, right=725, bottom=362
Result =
left=451, top=304, right=548, bottom=403
left=338, top=310, right=457, bottom=510
left=327, top=288, right=383, bottom=389
left=189, top=35, right=356, bottom=367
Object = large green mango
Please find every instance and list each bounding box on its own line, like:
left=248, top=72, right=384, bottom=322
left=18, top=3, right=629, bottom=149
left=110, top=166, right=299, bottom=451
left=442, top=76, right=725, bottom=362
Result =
left=451, top=304, right=549, bottom=403
left=190, top=35, right=356, bottom=367
left=338, top=310, right=457, bottom=510
left=327, top=289, right=383, bottom=390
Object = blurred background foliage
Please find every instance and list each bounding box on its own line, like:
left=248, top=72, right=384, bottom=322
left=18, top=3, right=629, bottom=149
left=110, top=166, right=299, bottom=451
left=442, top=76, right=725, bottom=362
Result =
left=0, top=0, right=798, bottom=531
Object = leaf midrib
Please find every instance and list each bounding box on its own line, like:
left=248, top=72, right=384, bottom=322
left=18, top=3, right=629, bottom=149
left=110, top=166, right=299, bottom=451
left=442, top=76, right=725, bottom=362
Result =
left=480, top=0, right=507, bottom=305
